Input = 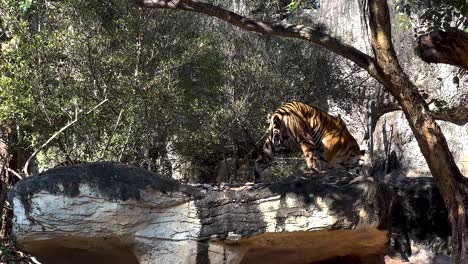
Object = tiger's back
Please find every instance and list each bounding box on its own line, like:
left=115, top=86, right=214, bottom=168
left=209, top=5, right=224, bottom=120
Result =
left=254, top=102, right=364, bottom=182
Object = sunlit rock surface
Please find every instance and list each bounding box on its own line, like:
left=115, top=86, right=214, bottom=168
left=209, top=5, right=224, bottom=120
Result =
left=10, top=162, right=393, bottom=264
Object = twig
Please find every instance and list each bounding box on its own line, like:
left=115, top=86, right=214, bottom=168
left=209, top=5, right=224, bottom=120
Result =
left=384, top=125, right=394, bottom=173
left=22, top=99, right=108, bottom=176
left=118, top=120, right=133, bottom=162
left=6, top=168, right=22, bottom=180
left=100, top=109, right=124, bottom=160
left=0, top=157, right=8, bottom=229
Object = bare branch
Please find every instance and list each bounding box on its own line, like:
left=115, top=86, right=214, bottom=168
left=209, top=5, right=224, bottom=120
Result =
left=118, top=120, right=133, bottom=162
left=6, top=168, right=22, bottom=180
left=22, top=99, right=109, bottom=176
left=100, top=109, right=124, bottom=160
left=365, top=102, right=468, bottom=143
left=131, top=0, right=379, bottom=77
left=433, top=106, right=468, bottom=126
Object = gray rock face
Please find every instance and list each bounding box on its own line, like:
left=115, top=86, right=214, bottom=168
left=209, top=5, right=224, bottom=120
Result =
left=10, top=162, right=393, bottom=264
left=316, top=0, right=467, bottom=99
left=373, top=112, right=468, bottom=176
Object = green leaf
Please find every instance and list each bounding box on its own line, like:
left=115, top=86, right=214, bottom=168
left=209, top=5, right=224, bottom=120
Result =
left=286, top=0, right=304, bottom=11
left=18, top=0, right=33, bottom=12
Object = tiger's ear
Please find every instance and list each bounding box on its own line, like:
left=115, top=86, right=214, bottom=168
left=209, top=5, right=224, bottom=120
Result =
left=360, top=150, right=366, bottom=155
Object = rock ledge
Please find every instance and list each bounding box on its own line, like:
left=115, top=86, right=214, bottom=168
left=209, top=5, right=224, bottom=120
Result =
left=10, top=162, right=393, bottom=264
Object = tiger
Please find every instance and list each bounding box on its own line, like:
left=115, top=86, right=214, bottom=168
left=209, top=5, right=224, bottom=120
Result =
left=254, top=101, right=365, bottom=183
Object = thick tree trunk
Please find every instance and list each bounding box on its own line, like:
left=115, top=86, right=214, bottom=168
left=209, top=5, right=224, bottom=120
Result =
left=368, top=1, right=468, bottom=262
left=416, top=29, right=468, bottom=69
left=382, top=70, right=468, bottom=264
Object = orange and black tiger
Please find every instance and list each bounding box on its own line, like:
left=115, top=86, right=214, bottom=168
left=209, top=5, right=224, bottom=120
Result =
left=254, top=102, right=365, bottom=183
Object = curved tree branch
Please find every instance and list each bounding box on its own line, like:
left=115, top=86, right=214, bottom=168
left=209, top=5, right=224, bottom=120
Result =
left=369, top=102, right=468, bottom=127
left=416, top=29, right=468, bottom=69
left=433, top=106, right=468, bottom=126
left=22, top=99, right=108, bottom=176
left=132, top=0, right=380, bottom=78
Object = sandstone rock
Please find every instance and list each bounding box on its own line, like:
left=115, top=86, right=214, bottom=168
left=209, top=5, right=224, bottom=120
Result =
left=10, top=162, right=393, bottom=264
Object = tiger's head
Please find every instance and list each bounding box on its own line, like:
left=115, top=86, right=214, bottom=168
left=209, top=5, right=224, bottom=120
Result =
left=270, top=114, right=290, bottom=147
left=254, top=115, right=288, bottom=183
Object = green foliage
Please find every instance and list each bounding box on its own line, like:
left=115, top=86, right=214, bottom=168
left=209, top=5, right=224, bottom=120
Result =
left=286, top=1, right=304, bottom=11
left=398, top=13, right=413, bottom=31
left=18, top=0, right=34, bottom=12
left=0, top=238, right=16, bottom=264
left=395, top=0, right=468, bottom=36
left=0, top=0, right=363, bottom=181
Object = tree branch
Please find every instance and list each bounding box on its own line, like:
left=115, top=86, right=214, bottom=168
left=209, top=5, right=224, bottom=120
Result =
left=432, top=106, right=468, bottom=126
left=132, top=0, right=379, bottom=77
left=416, top=28, right=468, bottom=69
left=100, top=109, right=124, bottom=160
left=6, top=168, right=22, bottom=180
left=118, top=120, right=133, bottom=162
left=366, top=102, right=468, bottom=141
left=367, top=0, right=401, bottom=75
left=22, top=99, right=109, bottom=176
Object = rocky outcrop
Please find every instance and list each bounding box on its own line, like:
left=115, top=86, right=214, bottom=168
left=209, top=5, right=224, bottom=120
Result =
left=10, top=162, right=393, bottom=264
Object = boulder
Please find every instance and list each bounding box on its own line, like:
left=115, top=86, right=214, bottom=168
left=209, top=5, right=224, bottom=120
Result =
left=9, top=162, right=394, bottom=264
